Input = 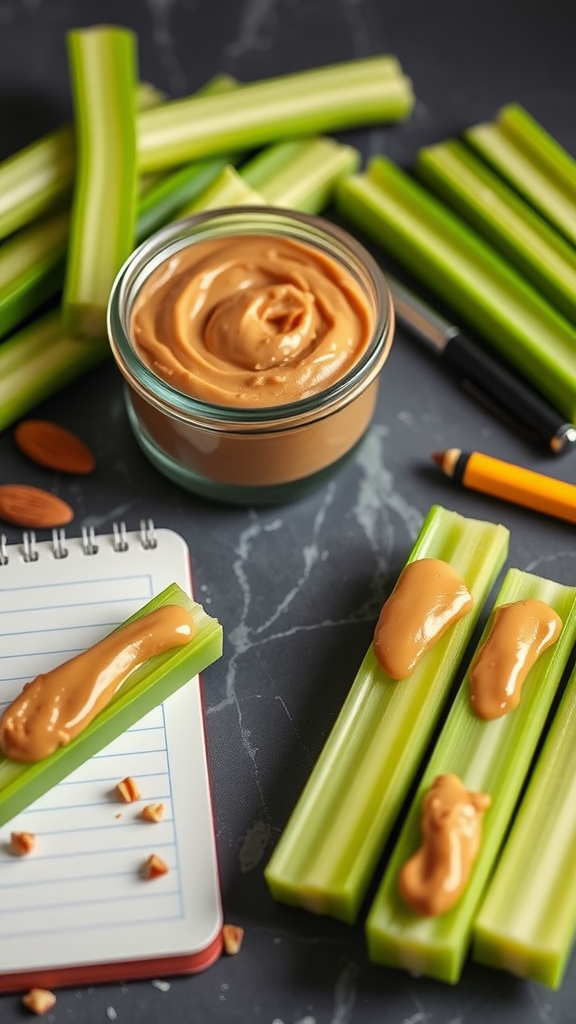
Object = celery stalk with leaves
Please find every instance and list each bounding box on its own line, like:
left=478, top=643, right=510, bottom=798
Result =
left=365, top=569, right=576, bottom=984
left=62, top=25, right=138, bottom=339
left=473, top=655, right=576, bottom=989
left=264, top=506, right=509, bottom=924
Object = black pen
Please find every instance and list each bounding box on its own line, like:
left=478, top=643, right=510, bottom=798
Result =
left=387, top=274, right=576, bottom=455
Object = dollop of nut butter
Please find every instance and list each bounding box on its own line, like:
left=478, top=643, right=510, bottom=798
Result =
left=470, top=598, right=562, bottom=720
left=373, top=558, right=474, bottom=680
left=0, top=605, right=195, bottom=762
left=399, top=773, right=491, bottom=917
left=130, top=234, right=374, bottom=407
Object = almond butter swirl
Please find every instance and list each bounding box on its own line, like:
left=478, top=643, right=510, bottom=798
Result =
left=130, top=234, right=374, bottom=407
left=0, top=605, right=195, bottom=762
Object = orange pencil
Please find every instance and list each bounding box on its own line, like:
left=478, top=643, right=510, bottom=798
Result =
left=432, top=448, right=576, bottom=525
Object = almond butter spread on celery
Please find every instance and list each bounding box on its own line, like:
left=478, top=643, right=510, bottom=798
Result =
left=399, top=773, right=491, bottom=917
left=470, top=598, right=562, bottom=720
left=130, top=234, right=374, bottom=407
left=373, top=558, right=474, bottom=679
left=0, top=605, right=195, bottom=762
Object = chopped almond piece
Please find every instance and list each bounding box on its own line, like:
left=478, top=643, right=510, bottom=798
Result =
left=22, top=988, right=57, bottom=1015
left=116, top=776, right=141, bottom=802
left=141, top=802, right=165, bottom=823
left=10, top=831, right=36, bottom=856
left=222, top=923, right=245, bottom=955
left=144, top=853, right=169, bottom=879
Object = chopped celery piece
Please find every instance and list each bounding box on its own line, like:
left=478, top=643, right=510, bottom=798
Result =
left=264, top=505, right=509, bottom=924
left=473, top=656, right=576, bottom=989
left=137, top=55, right=414, bottom=172
left=0, top=210, right=69, bottom=341
left=335, top=158, right=576, bottom=423
left=62, top=26, right=138, bottom=339
left=466, top=120, right=576, bottom=249
left=416, top=139, right=576, bottom=325
left=0, top=582, right=222, bottom=827
left=181, top=166, right=266, bottom=215
left=0, top=311, right=108, bottom=433
left=240, top=137, right=361, bottom=214
left=365, top=569, right=576, bottom=985
left=0, top=82, right=165, bottom=244
left=497, top=103, right=576, bottom=195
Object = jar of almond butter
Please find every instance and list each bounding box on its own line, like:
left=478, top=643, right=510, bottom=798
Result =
left=107, top=206, right=394, bottom=504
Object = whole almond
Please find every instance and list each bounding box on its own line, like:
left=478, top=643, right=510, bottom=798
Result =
left=14, top=420, right=96, bottom=474
left=0, top=484, right=74, bottom=528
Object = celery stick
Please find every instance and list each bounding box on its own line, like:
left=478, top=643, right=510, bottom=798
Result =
left=0, top=82, right=165, bottom=244
left=416, top=140, right=576, bottom=325
left=0, top=582, right=222, bottom=827
left=0, top=75, right=238, bottom=341
left=335, top=158, right=576, bottom=423
left=466, top=121, right=576, bottom=249
left=497, top=103, right=576, bottom=195
left=62, top=26, right=138, bottom=339
left=0, top=210, right=69, bottom=341
left=137, top=55, right=414, bottom=172
left=135, top=72, right=241, bottom=236
left=365, top=569, right=576, bottom=985
left=180, top=165, right=266, bottom=215
left=264, top=505, right=509, bottom=924
left=0, top=311, right=108, bottom=433
left=240, top=137, right=361, bottom=214
left=473, top=655, right=576, bottom=989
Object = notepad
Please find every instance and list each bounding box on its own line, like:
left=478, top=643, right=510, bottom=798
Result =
left=0, top=525, right=222, bottom=992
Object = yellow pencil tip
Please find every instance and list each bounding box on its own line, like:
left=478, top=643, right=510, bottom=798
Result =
left=431, top=451, right=444, bottom=468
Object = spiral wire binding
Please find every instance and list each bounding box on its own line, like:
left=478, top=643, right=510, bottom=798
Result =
left=52, top=528, right=68, bottom=560
left=0, top=520, right=159, bottom=564
left=22, top=531, right=39, bottom=563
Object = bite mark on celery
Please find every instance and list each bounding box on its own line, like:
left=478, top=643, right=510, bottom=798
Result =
left=470, top=599, right=562, bottom=720
left=399, top=773, right=491, bottom=917
left=373, top=558, right=474, bottom=679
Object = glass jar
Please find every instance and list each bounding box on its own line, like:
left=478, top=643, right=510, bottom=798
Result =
left=107, top=206, right=394, bottom=505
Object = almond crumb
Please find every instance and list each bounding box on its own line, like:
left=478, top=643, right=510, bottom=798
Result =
left=10, top=831, right=36, bottom=856
left=144, top=853, right=169, bottom=879
left=116, top=776, right=141, bottom=802
left=141, top=802, right=165, bottom=823
left=22, top=988, right=56, bottom=1015
left=222, top=923, right=245, bottom=955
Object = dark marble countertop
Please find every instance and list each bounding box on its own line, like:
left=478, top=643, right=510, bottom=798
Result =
left=1, top=1, right=576, bottom=1021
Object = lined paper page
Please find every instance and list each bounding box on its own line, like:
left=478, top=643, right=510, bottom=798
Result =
left=0, top=530, right=221, bottom=975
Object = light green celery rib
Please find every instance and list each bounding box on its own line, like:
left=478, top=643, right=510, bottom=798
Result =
left=0, top=311, right=108, bottom=433
left=0, top=210, right=69, bottom=341
left=0, top=82, right=165, bottom=244
left=62, top=26, right=138, bottom=339
left=365, top=569, right=576, bottom=985
left=497, top=104, right=576, bottom=199
left=0, top=75, right=239, bottom=343
left=0, top=583, right=223, bottom=827
left=180, top=165, right=266, bottom=216
left=239, top=137, right=361, bottom=215
left=137, top=55, right=414, bottom=172
left=473, top=655, right=576, bottom=989
left=264, top=505, right=509, bottom=924
left=466, top=121, right=576, bottom=249
left=334, top=158, right=576, bottom=423
left=416, top=140, right=576, bottom=325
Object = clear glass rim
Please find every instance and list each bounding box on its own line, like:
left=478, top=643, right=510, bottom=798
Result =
left=107, top=206, right=393, bottom=432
